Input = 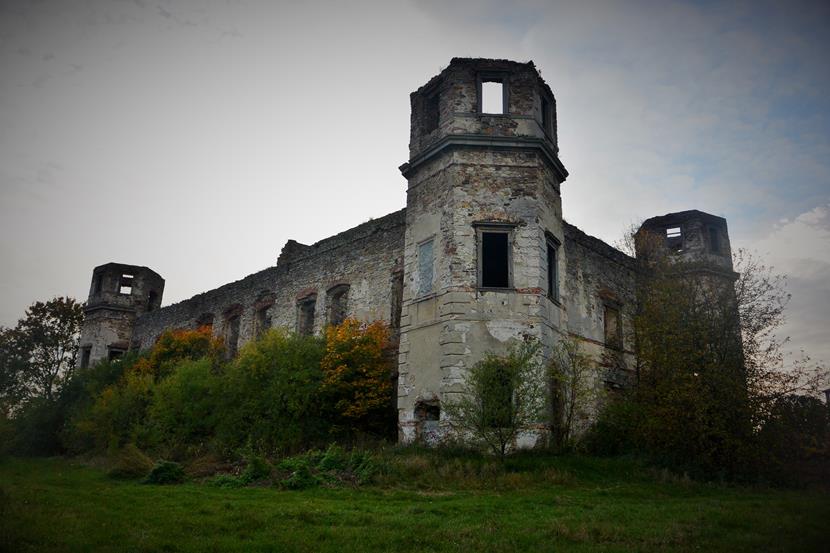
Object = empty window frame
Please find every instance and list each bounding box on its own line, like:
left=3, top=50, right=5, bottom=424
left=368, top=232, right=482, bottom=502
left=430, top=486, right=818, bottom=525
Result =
left=665, top=226, right=683, bottom=252
left=107, top=347, right=125, bottom=361
left=477, top=225, right=513, bottom=289
left=709, top=227, right=721, bottom=253
left=541, top=96, right=552, bottom=135
left=423, top=90, right=440, bottom=133
left=225, top=315, right=241, bottom=358
left=255, top=306, right=272, bottom=337
left=196, top=313, right=215, bottom=331
left=80, top=346, right=92, bottom=369
left=92, top=274, right=103, bottom=295
left=118, top=274, right=134, bottom=295
left=390, top=270, right=404, bottom=329
left=327, top=285, right=349, bottom=327
left=604, top=304, right=622, bottom=349
left=479, top=74, right=507, bottom=115
left=418, top=239, right=434, bottom=296
left=147, top=290, right=158, bottom=312
left=297, top=295, right=316, bottom=336
left=546, top=234, right=560, bottom=301
left=414, top=400, right=441, bottom=440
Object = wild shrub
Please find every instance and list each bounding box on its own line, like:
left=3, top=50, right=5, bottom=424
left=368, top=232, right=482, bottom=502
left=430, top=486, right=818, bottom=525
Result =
left=275, top=444, right=379, bottom=489
left=146, top=358, right=220, bottom=452
left=69, top=328, right=224, bottom=454
left=321, top=319, right=396, bottom=437
left=143, top=460, right=186, bottom=485
left=107, top=444, right=154, bottom=480
left=443, top=341, right=546, bottom=460
left=218, top=328, right=328, bottom=455
left=240, top=455, right=273, bottom=484
left=185, top=454, right=227, bottom=479
left=133, top=327, right=224, bottom=380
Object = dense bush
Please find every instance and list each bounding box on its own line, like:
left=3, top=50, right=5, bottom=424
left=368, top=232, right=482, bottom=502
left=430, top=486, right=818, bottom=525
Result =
left=275, top=444, right=378, bottom=489
left=217, top=329, right=329, bottom=454
left=108, top=444, right=154, bottom=480
left=143, top=461, right=186, bottom=485
left=321, top=319, right=396, bottom=438
left=147, top=358, right=220, bottom=454
left=68, top=328, right=224, bottom=453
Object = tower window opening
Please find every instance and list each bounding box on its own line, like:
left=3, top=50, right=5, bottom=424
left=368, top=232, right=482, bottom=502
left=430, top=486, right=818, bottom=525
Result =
left=481, top=80, right=504, bottom=114
left=541, top=96, right=551, bottom=134
left=665, top=227, right=683, bottom=252
left=147, top=290, right=158, bottom=312
left=478, top=228, right=512, bottom=289
left=297, top=295, right=316, bottom=336
left=709, top=227, right=721, bottom=253
left=80, top=346, right=91, bottom=369
left=118, top=274, right=134, bottom=295
left=424, top=91, right=440, bottom=133
left=546, top=236, right=559, bottom=301
left=93, top=274, right=102, bottom=295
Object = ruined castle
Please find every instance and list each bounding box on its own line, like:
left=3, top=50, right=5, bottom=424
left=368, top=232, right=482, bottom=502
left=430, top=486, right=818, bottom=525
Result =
left=78, top=58, right=734, bottom=443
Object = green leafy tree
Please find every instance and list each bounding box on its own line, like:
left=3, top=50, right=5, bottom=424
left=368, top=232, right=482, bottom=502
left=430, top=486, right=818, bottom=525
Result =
left=548, top=336, right=603, bottom=449
left=0, top=297, right=83, bottom=411
left=444, top=340, right=546, bottom=460
left=218, top=328, right=328, bottom=455
left=612, top=228, right=828, bottom=478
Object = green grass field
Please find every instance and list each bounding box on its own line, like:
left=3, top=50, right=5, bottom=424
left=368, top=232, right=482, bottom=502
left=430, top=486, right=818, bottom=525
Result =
left=1, top=454, right=827, bottom=552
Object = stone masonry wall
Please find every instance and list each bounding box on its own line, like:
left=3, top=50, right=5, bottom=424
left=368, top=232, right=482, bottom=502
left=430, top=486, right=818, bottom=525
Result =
left=563, top=221, right=638, bottom=392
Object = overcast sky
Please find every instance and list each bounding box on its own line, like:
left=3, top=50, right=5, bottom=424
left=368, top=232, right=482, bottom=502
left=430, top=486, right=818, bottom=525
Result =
left=1, top=0, right=828, bottom=365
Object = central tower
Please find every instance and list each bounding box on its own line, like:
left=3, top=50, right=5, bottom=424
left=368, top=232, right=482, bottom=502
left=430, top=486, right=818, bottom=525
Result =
left=397, top=58, right=569, bottom=443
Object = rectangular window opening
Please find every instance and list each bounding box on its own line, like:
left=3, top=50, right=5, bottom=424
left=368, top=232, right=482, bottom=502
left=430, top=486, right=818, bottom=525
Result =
left=665, top=226, right=683, bottom=252
left=547, top=241, right=558, bottom=301
left=390, top=271, right=403, bottom=329
left=255, top=307, right=271, bottom=337
left=118, top=273, right=134, bottom=295
left=481, top=80, right=504, bottom=115
left=80, top=346, right=91, bottom=369
left=226, top=315, right=241, bottom=358
left=604, top=305, right=622, bottom=349
left=418, top=239, right=434, bottom=296
left=481, top=232, right=510, bottom=288
left=327, top=287, right=349, bottom=327
left=709, top=227, right=721, bottom=253
left=541, top=97, right=551, bottom=134
left=298, top=297, right=316, bottom=336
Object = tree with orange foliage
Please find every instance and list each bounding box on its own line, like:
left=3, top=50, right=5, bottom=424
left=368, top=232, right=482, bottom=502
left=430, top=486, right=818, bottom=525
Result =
left=320, top=318, right=395, bottom=437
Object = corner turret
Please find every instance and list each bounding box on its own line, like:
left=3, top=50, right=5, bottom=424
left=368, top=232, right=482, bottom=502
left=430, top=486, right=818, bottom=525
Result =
left=78, top=263, right=164, bottom=368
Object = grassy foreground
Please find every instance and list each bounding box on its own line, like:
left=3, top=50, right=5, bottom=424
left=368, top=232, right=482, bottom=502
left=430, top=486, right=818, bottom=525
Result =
left=1, top=453, right=827, bottom=552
